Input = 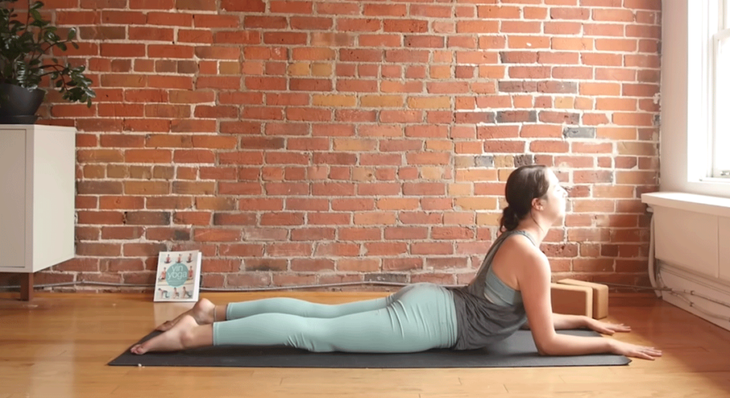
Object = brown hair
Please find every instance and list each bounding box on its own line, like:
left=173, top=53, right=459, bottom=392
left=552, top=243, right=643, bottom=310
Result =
left=499, top=165, right=551, bottom=232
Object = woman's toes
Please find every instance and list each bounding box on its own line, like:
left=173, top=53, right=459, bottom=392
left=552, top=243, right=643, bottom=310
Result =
left=130, top=344, right=145, bottom=355
left=131, top=315, right=198, bottom=355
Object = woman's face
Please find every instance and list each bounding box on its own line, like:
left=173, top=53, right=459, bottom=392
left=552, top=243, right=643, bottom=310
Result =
left=539, top=169, right=568, bottom=222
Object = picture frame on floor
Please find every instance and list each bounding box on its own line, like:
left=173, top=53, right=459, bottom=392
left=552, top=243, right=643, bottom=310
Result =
left=153, top=250, right=202, bottom=303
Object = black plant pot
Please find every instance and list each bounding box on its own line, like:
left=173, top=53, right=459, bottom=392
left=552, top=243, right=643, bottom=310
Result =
left=0, top=83, right=46, bottom=124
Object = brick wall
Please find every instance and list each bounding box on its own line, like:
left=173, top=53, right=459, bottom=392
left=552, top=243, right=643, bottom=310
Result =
left=1, top=0, right=661, bottom=292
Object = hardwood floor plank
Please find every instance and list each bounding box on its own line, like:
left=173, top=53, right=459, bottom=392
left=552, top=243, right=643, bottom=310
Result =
left=1, top=382, right=118, bottom=396
left=502, top=382, right=730, bottom=397
left=457, top=368, right=566, bottom=385
left=560, top=370, right=730, bottom=385
left=109, top=372, right=284, bottom=396
left=424, top=389, right=729, bottom=398
left=278, top=372, right=491, bottom=395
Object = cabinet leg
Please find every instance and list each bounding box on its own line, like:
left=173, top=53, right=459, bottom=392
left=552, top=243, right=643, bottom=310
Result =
left=20, top=273, right=33, bottom=301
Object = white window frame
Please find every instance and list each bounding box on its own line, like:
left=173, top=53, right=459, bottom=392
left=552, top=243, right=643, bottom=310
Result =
left=662, top=0, right=730, bottom=197
left=711, top=0, right=730, bottom=178
left=687, top=0, right=730, bottom=185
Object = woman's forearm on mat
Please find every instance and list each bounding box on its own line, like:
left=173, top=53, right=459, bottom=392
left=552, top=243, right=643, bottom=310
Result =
left=521, top=314, right=588, bottom=330
left=539, top=333, right=613, bottom=356
left=551, top=313, right=588, bottom=329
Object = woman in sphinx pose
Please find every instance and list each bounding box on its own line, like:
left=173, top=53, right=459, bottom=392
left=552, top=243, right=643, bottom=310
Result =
left=132, top=165, right=661, bottom=361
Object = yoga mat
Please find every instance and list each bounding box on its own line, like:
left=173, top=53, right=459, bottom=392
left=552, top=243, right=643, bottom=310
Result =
left=108, top=329, right=630, bottom=368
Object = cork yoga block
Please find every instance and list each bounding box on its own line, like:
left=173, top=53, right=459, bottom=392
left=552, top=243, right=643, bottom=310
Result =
left=550, top=283, right=593, bottom=318
left=557, top=279, right=609, bottom=320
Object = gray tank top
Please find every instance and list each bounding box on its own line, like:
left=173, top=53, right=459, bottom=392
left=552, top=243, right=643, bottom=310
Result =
left=447, top=230, right=534, bottom=350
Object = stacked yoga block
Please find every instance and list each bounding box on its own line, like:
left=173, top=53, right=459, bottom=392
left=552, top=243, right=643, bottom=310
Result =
left=550, top=279, right=609, bottom=320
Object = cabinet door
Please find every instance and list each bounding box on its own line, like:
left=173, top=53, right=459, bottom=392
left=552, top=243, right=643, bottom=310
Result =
left=31, top=127, right=76, bottom=271
left=654, top=207, right=719, bottom=278
left=720, top=218, right=730, bottom=283
left=0, top=129, right=26, bottom=269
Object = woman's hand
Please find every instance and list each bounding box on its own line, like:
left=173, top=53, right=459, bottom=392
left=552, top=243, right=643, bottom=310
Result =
left=609, top=340, right=663, bottom=360
left=586, top=319, right=631, bottom=335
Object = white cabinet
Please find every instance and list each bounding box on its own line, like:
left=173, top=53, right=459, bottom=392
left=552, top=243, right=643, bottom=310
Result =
left=642, top=192, right=730, bottom=332
left=0, top=124, right=76, bottom=299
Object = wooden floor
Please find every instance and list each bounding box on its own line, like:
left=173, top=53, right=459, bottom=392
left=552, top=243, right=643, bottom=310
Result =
left=1, top=290, right=729, bottom=398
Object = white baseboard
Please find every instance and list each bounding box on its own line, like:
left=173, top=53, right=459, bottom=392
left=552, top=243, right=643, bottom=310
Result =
left=659, top=263, right=730, bottom=332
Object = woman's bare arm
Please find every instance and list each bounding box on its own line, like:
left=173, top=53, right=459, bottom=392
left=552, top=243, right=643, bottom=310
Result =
left=521, top=313, right=588, bottom=330
left=519, top=254, right=614, bottom=355
left=518, top=252, right=660, bottom=359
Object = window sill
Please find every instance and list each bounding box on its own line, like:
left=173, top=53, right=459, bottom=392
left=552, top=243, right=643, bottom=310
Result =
left=700, top=177, right=730, bottom=183
left=642, top=192, right=730, bottom=217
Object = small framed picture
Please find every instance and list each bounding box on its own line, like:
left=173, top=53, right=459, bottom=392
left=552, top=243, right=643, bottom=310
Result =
left=154, top=250, right=202, bottom=302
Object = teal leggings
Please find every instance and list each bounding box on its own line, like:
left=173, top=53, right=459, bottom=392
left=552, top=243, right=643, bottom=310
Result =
left=212, top=283, right=458, bottom=353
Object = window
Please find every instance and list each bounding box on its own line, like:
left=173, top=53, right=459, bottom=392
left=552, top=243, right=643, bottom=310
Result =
left=713, top=0, right=730, bottom=178
left=664, top=0, right=730, bottom=196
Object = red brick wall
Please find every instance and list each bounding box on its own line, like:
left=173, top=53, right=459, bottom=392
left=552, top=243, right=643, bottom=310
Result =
left=3, top=0, right=661, bottom=291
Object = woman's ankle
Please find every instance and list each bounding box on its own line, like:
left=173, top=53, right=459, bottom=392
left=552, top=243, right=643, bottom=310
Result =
left=214, top=305, right=226, bottom=322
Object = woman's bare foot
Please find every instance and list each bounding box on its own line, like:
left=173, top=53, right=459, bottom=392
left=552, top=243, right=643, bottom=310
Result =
left=132, top=315, right=199, bottom=355
left=156, top=298, right=216, bottom=332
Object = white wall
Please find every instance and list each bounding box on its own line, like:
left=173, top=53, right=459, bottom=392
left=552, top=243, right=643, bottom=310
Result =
left=660, top=0, right=730, bottom=198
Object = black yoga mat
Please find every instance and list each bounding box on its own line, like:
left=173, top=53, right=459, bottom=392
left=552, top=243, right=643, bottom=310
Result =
left=108, top=329, right=630, bottom=368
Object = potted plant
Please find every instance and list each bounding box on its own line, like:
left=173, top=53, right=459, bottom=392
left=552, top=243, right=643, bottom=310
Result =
left=0, top=0, right=95, bottom=124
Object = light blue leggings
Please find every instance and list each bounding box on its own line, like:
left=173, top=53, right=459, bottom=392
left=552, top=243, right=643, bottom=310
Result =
left=212, top=283, right=458, bottom=353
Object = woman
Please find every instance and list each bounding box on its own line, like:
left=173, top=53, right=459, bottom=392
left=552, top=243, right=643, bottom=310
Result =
left=132, top=165, right=662, bottom=361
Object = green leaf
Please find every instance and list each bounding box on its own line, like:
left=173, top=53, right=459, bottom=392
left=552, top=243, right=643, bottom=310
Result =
left=67, top=28, right=75, bottom=41
left=29, top=9, right=42, bottom=22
